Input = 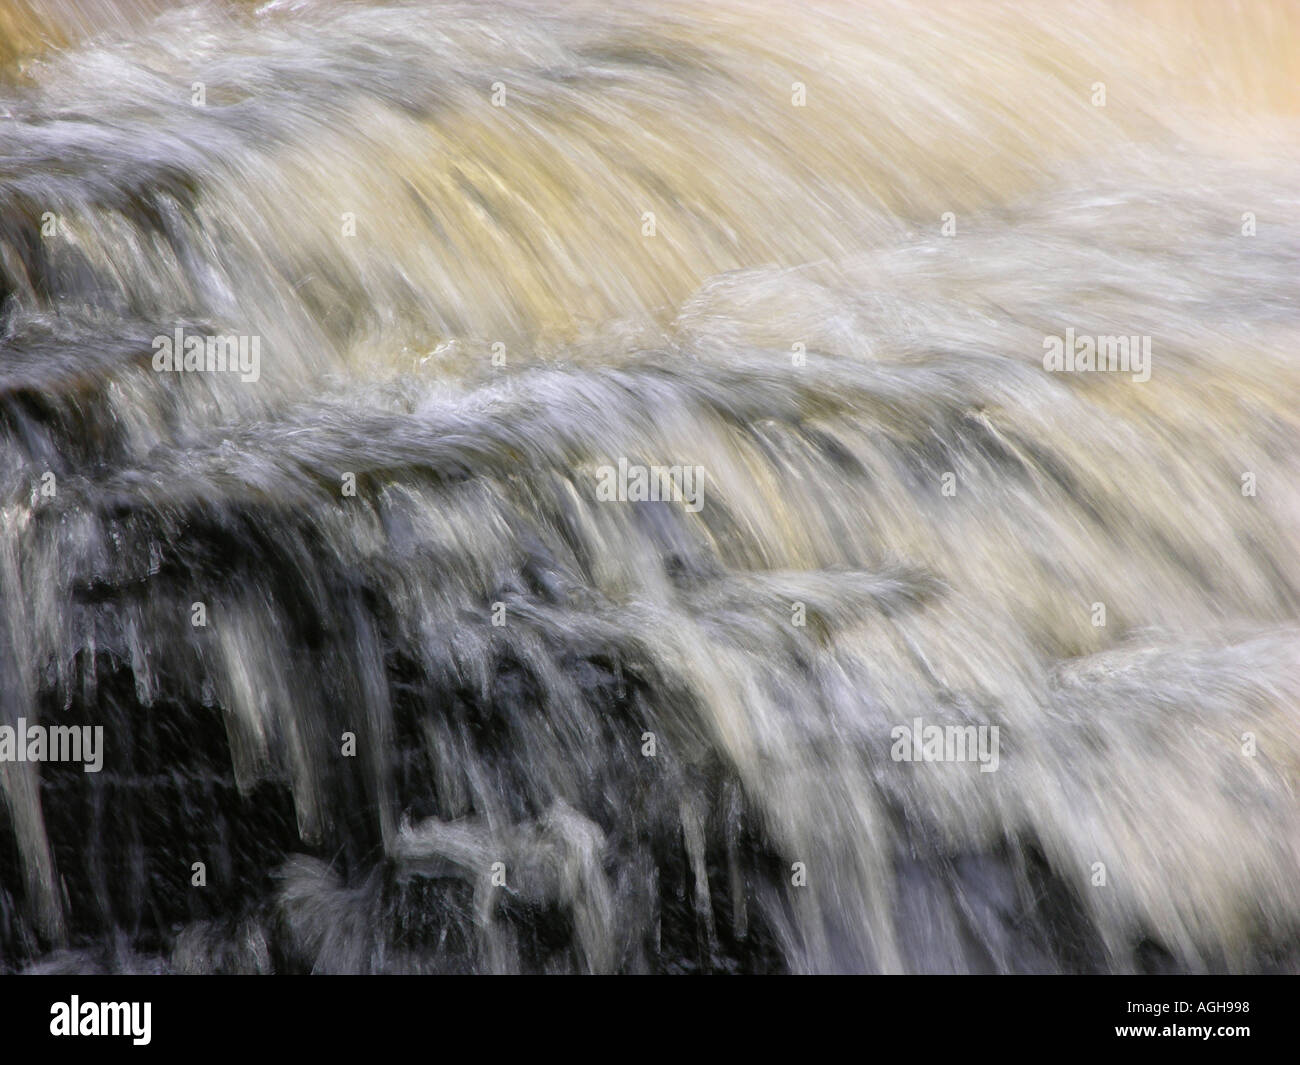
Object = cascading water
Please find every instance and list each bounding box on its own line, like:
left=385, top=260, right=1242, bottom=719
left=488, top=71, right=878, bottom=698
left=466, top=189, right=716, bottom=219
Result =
left=1, top=0, right=1298, bottom=974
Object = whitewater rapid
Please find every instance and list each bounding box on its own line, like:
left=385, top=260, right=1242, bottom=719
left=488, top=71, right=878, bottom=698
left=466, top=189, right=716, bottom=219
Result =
left=1, top=0, right=1298, bottom=973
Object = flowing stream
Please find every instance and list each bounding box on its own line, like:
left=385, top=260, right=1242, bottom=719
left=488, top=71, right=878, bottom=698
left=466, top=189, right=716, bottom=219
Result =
left=1, top=0, right=1298, bottom=973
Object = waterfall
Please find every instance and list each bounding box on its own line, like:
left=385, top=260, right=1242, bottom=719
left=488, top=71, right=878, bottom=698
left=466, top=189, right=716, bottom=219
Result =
left=1, top=0, right=1298, bottom=974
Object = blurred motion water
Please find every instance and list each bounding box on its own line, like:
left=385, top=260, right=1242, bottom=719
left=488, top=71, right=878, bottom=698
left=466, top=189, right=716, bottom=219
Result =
left=1, top=0, right=1298, bottom=973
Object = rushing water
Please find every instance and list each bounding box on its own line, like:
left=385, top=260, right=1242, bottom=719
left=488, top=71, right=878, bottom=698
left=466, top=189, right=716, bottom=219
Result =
left=1, top=0, right=1298, bottom=974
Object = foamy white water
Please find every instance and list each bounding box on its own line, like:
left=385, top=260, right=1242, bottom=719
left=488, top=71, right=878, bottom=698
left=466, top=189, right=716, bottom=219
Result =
left=1, top=0, right=1298, bottom=973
